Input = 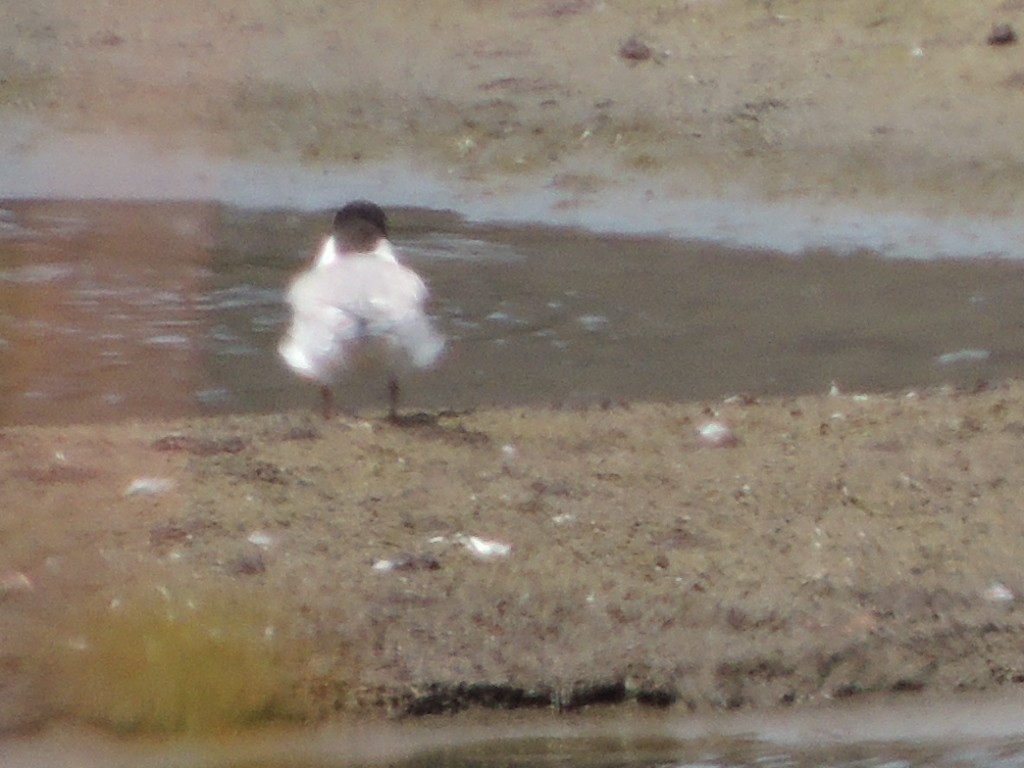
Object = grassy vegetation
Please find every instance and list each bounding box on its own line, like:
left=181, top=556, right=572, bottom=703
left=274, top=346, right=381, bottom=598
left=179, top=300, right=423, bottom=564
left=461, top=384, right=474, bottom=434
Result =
left=50, top=586, right=301, bottom=734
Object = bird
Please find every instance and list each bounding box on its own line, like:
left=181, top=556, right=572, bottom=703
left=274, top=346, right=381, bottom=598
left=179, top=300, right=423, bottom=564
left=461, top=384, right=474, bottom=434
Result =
left=278, top=201, right=445, bottom=421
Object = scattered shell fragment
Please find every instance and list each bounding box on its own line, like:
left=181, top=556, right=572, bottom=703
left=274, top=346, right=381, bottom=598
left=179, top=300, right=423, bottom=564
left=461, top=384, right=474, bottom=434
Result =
left=459, top=534, right=512, bottom=560
left=501, top=443, right=518, bottom=473
left=0, top=571, right=33, bottom=598
left=124, top=476, right=175, bottom=496
left=696, top=420, right=738, bottom=448
left=983, top=581, right=1014, bottom=603
left=247, top=531, right=275, bottom=550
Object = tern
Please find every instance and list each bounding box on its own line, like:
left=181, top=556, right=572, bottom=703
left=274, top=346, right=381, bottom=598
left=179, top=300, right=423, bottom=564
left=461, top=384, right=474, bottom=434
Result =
left=278, top=201, right=445, bottom=421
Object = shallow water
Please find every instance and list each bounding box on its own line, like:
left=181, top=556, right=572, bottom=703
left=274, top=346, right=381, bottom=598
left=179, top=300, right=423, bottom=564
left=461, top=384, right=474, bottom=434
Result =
left=418, top=737, right=1024, bottom=768
left=6, top=121, right=1024, bottom=260
left=9, top=708, right=1024, bottom=768
left=3, top=199, right=1024, bottom=426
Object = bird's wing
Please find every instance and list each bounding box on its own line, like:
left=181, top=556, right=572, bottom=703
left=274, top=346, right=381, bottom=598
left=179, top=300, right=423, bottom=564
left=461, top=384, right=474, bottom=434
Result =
left=281, top=256, right=441, bottom=376
left=341, top=259, right=430, bottom=329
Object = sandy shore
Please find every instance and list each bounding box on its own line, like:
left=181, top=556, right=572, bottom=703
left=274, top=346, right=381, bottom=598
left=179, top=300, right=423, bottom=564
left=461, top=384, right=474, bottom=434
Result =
left=6, top=383, right=1024, bottom=732
left=7, top=1, right=1024, bottom=226
left=6, top=0, right=1024, bottom=736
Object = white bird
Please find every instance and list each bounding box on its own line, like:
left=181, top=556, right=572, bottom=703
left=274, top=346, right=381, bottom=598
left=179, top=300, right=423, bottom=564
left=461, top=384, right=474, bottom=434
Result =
left=278, top=201, right=445, bottom=421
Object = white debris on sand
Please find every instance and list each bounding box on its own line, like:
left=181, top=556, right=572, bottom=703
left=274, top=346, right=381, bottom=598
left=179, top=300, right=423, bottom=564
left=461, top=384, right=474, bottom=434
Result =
left=501, top=443, right=518, bottom=473
left=696, top=420, right=738, bottom=448
left=246, top=530, right=275, bottom=550
left=123, top=477, right=175, bottom=496
left=983, top=581, right=1015, bottom=603
left=0, top=571, right=33, bottom=598
left=458, top=534, right=512, bottom=560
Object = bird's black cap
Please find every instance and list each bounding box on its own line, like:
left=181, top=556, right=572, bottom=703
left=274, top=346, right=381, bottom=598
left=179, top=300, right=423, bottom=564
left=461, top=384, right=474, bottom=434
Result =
left=332, top=201, right=389, bottom=252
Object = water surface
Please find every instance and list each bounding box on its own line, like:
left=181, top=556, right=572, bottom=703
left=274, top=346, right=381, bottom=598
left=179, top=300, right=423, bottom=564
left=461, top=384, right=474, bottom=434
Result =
left=3, top=200, right=1024, bottom=426
left=10, top=706, right=1024, bottom=768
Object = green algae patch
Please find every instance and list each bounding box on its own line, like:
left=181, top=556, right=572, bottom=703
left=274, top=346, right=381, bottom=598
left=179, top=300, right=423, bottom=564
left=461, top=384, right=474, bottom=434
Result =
left=51, top=588, right=299, bottom=734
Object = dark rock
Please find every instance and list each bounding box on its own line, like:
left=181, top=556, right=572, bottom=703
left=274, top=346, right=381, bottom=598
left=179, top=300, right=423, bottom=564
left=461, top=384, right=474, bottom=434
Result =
left=988, top=23, right=1017, bottom=45
left=619, top=36, right=652, bottom=62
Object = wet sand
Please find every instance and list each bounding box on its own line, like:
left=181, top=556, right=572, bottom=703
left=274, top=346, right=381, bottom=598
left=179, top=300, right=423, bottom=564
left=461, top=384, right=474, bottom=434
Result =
left=6, top=383, right=1024, bottom=732
left=7, top=1, right=1024, bottom=227
left=5, top=0, right=1024, bottom=737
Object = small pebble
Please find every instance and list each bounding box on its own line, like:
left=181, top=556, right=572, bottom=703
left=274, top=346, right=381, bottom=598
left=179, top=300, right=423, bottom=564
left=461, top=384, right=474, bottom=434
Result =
left=696, top=420, right=738, bottom=448
left=983, top=581, right=1014, bottom=603
left=460, top=535, right=512, bottom=560
left=0, top=571, right=33, bottom=598
left=124, top=477, right=175, bottom=496
left=988, top=23, right=1017, bottom=46
left=619, top=35, right=652, bottom=62
left=247, top=530, right=275, bottom=550
left=501, top=443, right=518, bottom=473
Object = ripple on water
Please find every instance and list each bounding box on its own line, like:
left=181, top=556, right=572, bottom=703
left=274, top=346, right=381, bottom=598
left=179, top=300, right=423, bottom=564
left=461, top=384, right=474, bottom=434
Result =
left=144, top=334, right=191, bottom=348
left=4, top=198, right=1024, bottom=426
left=0, top=262, right=75, bottom=284
left=201, top=284, right=282, bottom=311
left=405, top=235, right=526, bottom=263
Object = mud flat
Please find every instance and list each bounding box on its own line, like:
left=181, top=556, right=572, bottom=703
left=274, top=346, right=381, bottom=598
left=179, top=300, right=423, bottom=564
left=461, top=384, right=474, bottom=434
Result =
left=4, top=382, right=1024, bottom=732
left=5, top=1, right=1024, bottom=255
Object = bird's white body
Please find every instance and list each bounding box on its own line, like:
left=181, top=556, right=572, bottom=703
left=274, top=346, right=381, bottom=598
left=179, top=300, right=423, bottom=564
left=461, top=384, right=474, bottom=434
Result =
left=278, top=235, right=445, bottom=387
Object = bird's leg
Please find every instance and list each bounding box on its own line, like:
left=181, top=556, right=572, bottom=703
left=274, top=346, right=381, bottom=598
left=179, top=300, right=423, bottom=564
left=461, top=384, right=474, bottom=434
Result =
left=387, top=377, right=400, bottom=422
left=320, top=385, right=334, bottom=421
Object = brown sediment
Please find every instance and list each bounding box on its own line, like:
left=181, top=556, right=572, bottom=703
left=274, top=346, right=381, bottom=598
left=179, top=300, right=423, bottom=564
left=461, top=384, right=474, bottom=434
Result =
left=5, top=1, right=1024, bottom=218
left=5, top=0, right=1024, bottom=736
left=3, top=383, right=1024, bottom=731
